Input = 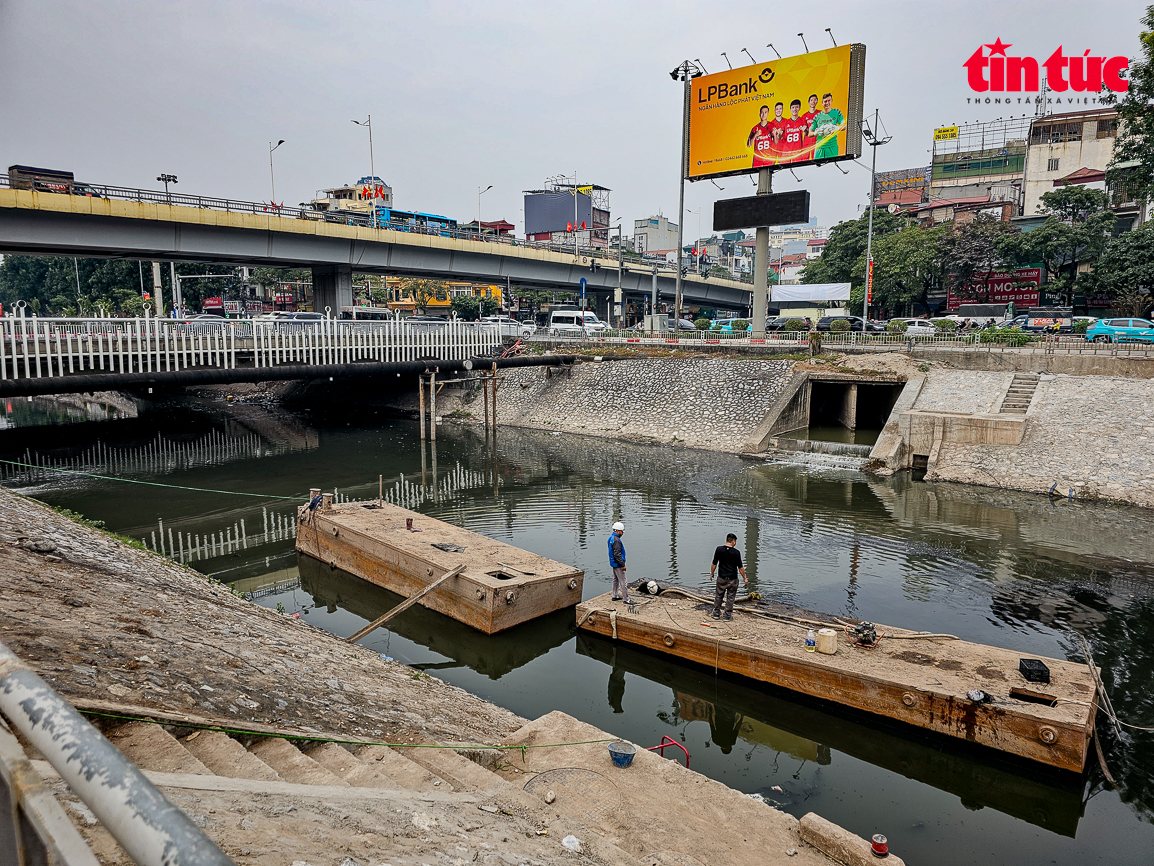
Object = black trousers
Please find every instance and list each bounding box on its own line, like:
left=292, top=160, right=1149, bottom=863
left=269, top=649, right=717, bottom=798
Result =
left=713, top=576, right=739, bottom=616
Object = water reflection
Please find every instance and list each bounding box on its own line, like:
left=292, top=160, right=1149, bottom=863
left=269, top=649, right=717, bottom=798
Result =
left=577, top=632, right=1087, bottom=836
left=5, top=404, right=1154, bottom=864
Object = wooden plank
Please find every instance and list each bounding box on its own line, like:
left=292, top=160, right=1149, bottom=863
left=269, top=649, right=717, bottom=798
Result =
left=345, top=564, right=466, bottom=643
left=296, top=498, right=583, bottom=634
left=576, top=592, right=1096, bottom=772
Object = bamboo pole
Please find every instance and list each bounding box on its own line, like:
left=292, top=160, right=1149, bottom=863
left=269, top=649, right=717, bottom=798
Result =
left=345, top=564, right=465, bottom=644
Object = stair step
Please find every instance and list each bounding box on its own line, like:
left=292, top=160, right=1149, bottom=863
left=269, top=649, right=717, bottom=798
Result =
left=181, top=731, right=280, bottom=781
left=107, top=721, right=212, bottom=775
left=353, top=744, right=444, bottom=792
left=399, top=745, right=517, bottom=795
left=306, top=743, right=398, bottom=789
left=1004, top=407, right=1027, bottom=414
left=248, top=738, right=350, bottom=786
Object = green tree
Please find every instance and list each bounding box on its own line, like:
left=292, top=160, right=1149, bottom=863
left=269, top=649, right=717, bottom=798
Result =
left=868, top=223, right=951, bottom=315
left=479, top=296, right=499, bottom=317
left=403, top=279, right=447, bottom=314
left=800, top=210, right=903, bottom=289
left=943, top=215, right=1021, bottom=304
left=1005, top=187, right=1116, bottom=303
left=450, top=294, right=481, bottom=320
left=1093, top=221, right=1154, bottom=316
left=1102, top=6, right=1154, bottom=203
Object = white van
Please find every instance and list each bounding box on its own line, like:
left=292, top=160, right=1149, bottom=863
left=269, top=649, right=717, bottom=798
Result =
left=580, top=312, right=607, bottom=332
left=548, top=311, right=589, bottom=337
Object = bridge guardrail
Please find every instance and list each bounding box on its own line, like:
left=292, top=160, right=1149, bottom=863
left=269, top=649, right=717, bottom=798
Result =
left=0, top=174, right=747, bottom=282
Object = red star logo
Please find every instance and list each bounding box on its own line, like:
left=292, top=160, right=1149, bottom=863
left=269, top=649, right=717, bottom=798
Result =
left=985, top=38, right=1011, bottom=56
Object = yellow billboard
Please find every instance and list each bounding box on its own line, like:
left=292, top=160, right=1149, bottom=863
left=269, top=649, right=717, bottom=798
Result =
left=934, top=126, right=959, bottom=141
left=686, top=44, right=865, bottom=180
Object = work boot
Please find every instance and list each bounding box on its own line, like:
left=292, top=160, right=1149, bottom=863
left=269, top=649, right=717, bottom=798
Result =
left=723, top=612, right=733, bottom=621
left=711, top=609, right=721, bottom=620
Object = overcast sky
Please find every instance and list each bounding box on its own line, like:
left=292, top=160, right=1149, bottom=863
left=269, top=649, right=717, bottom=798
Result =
left=0, top=1, right=1145, bottom=238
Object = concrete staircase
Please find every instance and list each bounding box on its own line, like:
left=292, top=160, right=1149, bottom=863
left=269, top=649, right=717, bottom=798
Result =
left=999, top=373, right=1040, bottom=414
left=100, top=718, right=520, bottom=798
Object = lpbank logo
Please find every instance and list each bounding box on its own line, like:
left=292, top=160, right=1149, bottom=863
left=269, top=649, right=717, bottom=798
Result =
left=964, top=39, right=1129, bottom=94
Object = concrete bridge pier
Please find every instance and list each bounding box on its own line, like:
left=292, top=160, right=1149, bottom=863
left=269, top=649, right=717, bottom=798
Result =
left=312, top=264, right=353, bottom=315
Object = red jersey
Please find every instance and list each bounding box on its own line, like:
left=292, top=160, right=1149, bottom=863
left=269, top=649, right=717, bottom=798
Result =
left=779, top=116, right=808, bottom=163
left=748, top=121, right=776, bottom=167
left=801, top=110, right=819, bottom=150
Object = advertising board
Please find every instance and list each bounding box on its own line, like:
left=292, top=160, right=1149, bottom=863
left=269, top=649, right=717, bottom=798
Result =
left=945, top=267, right=1041, bottom=310
left=686, top=44, right=865, bottom=180
left=525, top=191, right=592, bottom=236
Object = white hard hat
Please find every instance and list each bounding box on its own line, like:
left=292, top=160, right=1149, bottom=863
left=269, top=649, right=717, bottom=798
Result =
left=612, top=522, right=625, bottom=532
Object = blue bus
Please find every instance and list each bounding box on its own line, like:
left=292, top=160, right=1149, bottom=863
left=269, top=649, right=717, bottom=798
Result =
left=372, top=207, right=457, bottom=236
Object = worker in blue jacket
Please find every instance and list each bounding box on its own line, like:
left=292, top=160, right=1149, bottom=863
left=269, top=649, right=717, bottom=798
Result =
left=608, top=521, right=630, bottom=603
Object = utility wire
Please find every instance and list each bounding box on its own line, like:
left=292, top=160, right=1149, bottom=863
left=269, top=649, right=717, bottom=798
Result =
left=0, top=459, right=303, bottom=500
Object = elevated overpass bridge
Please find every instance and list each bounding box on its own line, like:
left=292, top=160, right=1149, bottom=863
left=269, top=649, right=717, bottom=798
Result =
left=0, top=178, right=753, bottom=315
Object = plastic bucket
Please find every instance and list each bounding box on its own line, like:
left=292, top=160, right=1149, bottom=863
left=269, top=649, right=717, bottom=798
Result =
left=607, top=740, right=637, bottom=768
left=817, top=628, right=838, bottom=654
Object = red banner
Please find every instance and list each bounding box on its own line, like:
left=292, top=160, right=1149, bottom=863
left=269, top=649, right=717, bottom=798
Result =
left=946, top=267, right=1041, bottom=310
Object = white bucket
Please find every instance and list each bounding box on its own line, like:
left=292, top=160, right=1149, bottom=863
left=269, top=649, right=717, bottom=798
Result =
left=816, top=628, right=838, bottom=655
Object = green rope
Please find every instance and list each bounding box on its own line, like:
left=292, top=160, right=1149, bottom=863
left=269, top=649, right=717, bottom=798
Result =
left=77, top=709, right=615, bottom=758
left=0, top=459, right=302, bottom=500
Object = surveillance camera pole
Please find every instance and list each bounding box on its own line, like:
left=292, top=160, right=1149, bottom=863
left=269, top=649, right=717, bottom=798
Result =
left=671, top=60, right=702, bottom=330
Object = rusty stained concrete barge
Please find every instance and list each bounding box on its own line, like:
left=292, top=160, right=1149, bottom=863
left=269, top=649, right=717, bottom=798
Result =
left=577, top=590, right=1099, bottom=773
left=296, top=493, right=583, bottom=634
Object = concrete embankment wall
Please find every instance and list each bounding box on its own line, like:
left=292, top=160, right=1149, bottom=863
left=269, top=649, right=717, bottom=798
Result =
left=494, top=358, right=796, bottom=451
left=880, top=369, right=1154, bottom=508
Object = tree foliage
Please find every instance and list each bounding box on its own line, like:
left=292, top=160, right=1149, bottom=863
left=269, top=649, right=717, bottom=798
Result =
left=941, top=215, right=1021, bottom=304
left=402, top=279, right=448, bottom=314
left=1102, top=5, right=1154, bottom=203
left=1093, top=221, right=1154, bottom=316
left=450, top=294, right=481, bottom=320
left=869, top=223, right=951, bottom=314
left=800, top=210, right=903, bottom=288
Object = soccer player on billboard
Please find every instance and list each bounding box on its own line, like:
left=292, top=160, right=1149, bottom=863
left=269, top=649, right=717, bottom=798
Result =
left=780, top=98, right=809, bottom=163
left=747, top=104, right=775, bottom=168
left=810, top=92, right=846, bottom=161
left=801, top=94, right=819, bottom=154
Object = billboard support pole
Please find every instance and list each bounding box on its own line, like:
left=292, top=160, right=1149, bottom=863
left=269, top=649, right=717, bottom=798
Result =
left=674, top=75, right=690, bottom=329
left=752, top=168, right=771, bottom=336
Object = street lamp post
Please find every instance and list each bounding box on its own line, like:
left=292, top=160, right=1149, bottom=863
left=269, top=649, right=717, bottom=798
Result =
left=669, top=60, right=704, bottom=328
left=156, top=173, right=177, bottom=202
left=862, top=110, right=892, bottom=322
left=351, top=116, right=375, bottom=182
left=478, top=185, right=492, bottom=235
left=269, top=140, right=285, bottom=202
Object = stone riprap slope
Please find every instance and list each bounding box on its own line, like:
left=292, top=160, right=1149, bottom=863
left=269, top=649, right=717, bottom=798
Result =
left=497, top=358, right=796, bottom=451
left=0, top=487, right=524, bottom=745
left=919, top=371, right=1154, bottom=508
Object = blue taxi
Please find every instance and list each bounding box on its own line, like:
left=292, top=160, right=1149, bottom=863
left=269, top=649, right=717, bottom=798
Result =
left=1086, top=317, right=1154, bottom=344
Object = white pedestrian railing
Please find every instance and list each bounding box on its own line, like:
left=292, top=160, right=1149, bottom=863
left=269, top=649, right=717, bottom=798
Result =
left=0, top=311, right=501, bottom=380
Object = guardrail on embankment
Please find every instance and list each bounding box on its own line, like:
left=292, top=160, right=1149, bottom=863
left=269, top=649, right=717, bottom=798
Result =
left=527, top=330, right=1154, bottom=358
left=0, top=639, right=234, bottom=865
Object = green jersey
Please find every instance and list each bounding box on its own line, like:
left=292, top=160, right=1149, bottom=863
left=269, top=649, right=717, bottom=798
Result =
left=811, top=108, right=845, bottom=160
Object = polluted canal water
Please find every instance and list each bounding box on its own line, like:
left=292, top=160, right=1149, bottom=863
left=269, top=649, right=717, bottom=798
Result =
left=3, top=397, right=1154, bottom=866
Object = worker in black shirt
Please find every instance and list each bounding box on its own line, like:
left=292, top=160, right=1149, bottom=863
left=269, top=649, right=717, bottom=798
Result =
left=710, top=533, right=748, bottom=621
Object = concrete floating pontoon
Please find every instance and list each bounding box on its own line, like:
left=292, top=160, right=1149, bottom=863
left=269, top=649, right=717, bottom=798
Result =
left=577, top=589, right=1098, bottom=772
left=297, top=495, right=583, bottom=634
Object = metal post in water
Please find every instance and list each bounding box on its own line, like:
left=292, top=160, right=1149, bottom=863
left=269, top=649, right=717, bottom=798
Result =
left=429, top=369, right=437, bottom=442
left=418, top=373, right=426, bottom=440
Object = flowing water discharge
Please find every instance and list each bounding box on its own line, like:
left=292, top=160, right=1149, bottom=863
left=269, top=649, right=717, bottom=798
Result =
left=3, top=396, right=1154, bottom=865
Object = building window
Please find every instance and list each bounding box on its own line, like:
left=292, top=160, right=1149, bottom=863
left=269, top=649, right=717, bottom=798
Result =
left=1030, top=122, right=1083, bottom=144
left=1096, top=118, right=1119, bottom=139
left=1047, top=158, right=1060, bottom=172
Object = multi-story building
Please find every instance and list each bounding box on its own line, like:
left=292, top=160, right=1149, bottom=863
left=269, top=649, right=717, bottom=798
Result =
left=1022, top=108, right=1117, bottom=215
left=309, top=176, right=393, bottom=212
left=633, top=214, right=679, bottom=254
left=928, top=118, right=1029, bottom=213
left=379, top=278, right=503, bottom=314
left=524, top=178, right=611, bottom=249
